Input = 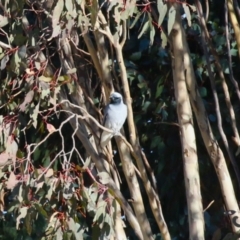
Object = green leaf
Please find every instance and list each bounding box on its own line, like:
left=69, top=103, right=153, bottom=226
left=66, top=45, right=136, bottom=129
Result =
left=142, top=101, right=151, bottom=112
left=130, top=11, right=142, bottom=29
left=16, top=206, right=28, bottom=229
left=161, top=31, right=168, bottom=48
left=39, top=75, right=52, bottom=82
left=56, top=223, right=63, bottom=240
left=30, top=102, right=39, bottom=129
left=46, top=181, right=54, bottom=200
left=93, top=200, right=107, bottom=223
left=138, top=74, right=145, bottom=82
left=224, top=67, right=230, bottom=74
left=0, top=14, right=9, bottom=27
left=138, top=21, right=150, bottom=39
left=168, top=6, right=176, bottom=35
left=63, top=231, right=73, bottom=240
left=151, top=136, right=162, bottom=149
left=63, top=182, right=74, bottom=199
left=43, top=155, right=51, bottom=168
left=18, top=45, right=27, bottom=59
left=10, top=52, right=21, bottom=75
left=65, top=0, right=73, bottom=12
left=67, top=68, right=77, bottom=74
left=157, top=0, right=168, bottom=26
left=157, top=160, right=165, bottom=174
left=141, top=133, right=148, bottom=142
left=67, top=218, right=83, bottom=240
left=1, top=55, right=9, bottom=70
left=129, top=52, right=142, bottom=61
left=90, top=191, right=98, bottom=203
left=41, top=89, right=51, bottom=99
left=150, top=22, right=155, bottom=45
left=161, top=109, right=168, bottom=120
left=182, top=3, right=192, bottom=26
left=188, top=4, right=196, bottom=12
left=98, top=172, right=110, bottom=184
left=83, top=156, right=91, bottom=168
left=199, top=87, right=207, bottom=97
left=155, top=83, right=164, bottom=99
left=230, top=48, right=238, bottom=56
left=34, top=203, right=48, bottom=218
left=25, top=210, right=32, bottom=235
left=137, top=82, right=147, bottom=89
left=51, top=0, right=64, bottom=38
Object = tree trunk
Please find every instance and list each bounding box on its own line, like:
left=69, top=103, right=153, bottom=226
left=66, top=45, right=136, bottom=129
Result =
left=170, top=5, right=205, bottom=240
left=177, top=3, right=240, bottom=233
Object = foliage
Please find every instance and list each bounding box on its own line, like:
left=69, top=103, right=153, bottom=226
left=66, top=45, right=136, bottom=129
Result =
left=0, top=0, right=240, bottom=239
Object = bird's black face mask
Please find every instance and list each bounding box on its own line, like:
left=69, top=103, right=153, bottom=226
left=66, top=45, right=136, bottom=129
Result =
left=110, top=97, right=121, bottom=105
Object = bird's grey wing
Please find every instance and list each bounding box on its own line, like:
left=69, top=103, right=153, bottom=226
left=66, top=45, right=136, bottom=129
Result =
left=119, top=103, right=127, bottom=127
left=100, top=106, right=113, bottom=148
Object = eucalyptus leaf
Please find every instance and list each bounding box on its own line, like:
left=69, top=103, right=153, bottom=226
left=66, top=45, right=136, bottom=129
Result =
left=168, top=6, right=176, bottom=35
left=157, top=0, right=168, bottom=26
left=138, top=21, right=150, bottom=39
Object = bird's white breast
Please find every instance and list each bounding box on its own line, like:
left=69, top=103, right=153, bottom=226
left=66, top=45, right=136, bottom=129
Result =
left=105, top=103, right=127, bottom=131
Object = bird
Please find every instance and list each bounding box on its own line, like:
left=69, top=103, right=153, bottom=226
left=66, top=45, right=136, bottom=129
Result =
left=100, top=92, right=127, bottom=148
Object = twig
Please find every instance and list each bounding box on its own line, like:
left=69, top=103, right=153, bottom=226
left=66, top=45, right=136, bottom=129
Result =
left=80, top=24, right=103, bottom=81
left=141, top=150, right=158, bottom=193
left=36, top=150, right=64, bottom=180
left=0, top=41, right=11, bottom=49
left=98, top=12, right=114, bottom=45
left=39, top=102, right=113, bottom=134
left=203, top=200, right=214, bottom=212
left=154, top=122, right=180, bottom=127
left=204, top=0, right=209, bottom=22
left=70, top=38, right=91, bottom=56
left=120, top=20, right=127, bottom=48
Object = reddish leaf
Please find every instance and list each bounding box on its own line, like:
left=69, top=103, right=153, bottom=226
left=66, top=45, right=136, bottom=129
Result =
left=25, top=68, right=35, bottom=75
left=0, top=152, right=9, bottom=167
left=6, top=137, right=18, bottom=168
left=6, top=172, right=18, bottom=190
left=46, top=123, right=56, bottom=133
left=19, top=90, right=34, bottom=112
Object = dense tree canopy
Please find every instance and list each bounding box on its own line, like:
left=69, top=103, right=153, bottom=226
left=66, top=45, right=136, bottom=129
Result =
left=1, top=0, right=240, bottom=239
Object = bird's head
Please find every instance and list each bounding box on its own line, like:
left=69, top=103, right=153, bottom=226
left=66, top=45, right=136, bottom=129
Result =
left=109, top=92, right=123, bottom=105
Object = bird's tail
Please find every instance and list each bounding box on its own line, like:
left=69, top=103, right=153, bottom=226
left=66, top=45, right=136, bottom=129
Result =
left=100, top=130, right=113, bottom=148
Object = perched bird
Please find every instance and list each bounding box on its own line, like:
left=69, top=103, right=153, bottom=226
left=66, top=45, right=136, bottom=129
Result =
left=100, top=92, right=127, bottom=148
